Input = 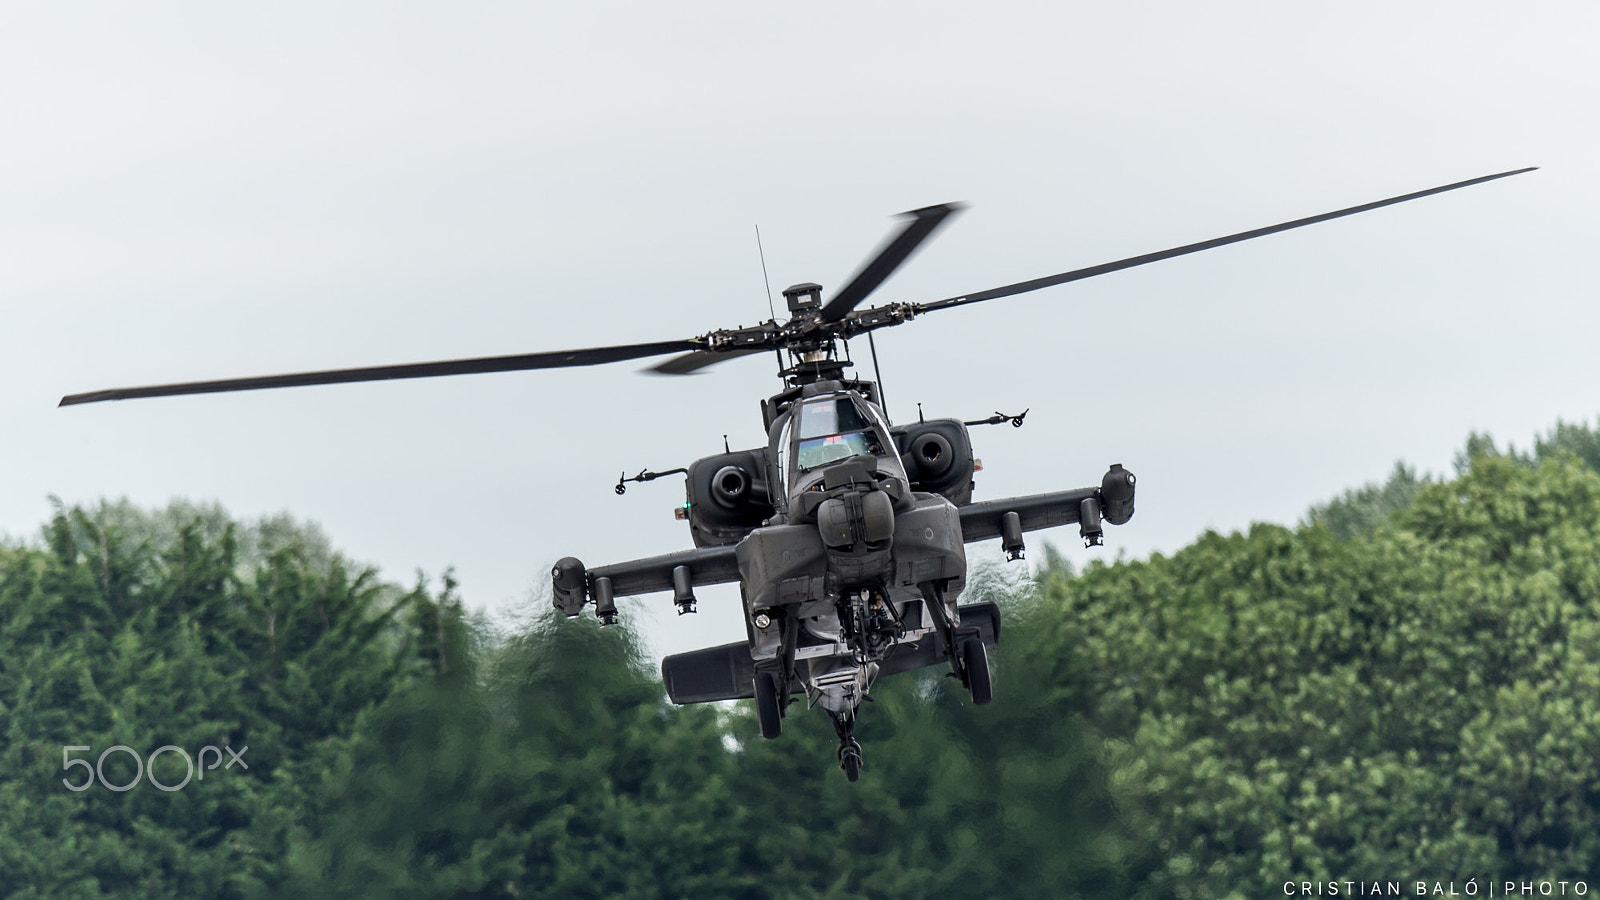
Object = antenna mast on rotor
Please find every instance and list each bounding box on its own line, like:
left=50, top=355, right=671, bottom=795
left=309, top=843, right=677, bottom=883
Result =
left=755, top=224, right=777, bottom=323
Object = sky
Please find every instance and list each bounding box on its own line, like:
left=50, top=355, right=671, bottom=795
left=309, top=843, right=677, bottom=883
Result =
left=3, top=2, right=1595, bottom=661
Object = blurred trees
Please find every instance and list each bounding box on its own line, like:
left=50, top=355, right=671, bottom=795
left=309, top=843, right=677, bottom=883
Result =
left=1307, top=416, right=1600, bottom=537
left=0, top=502, right=432, bottom=898
left=6, top=420, right=1600, bottom=896
left=1304, top=461, right=1433, bottom=539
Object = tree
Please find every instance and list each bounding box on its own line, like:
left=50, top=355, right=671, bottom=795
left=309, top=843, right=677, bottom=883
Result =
left=0, top=503, right=428, bottom=898
left=1039, top=452, right=1600, bottom=893
left=1304, top=461, right=1433, bottom=539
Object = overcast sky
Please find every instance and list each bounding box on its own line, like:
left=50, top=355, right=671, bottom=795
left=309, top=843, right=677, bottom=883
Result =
left=3, top=2, right=1594, bottom=660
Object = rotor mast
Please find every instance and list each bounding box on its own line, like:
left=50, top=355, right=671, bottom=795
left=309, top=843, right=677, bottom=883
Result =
left=777, top=283, right=851, bottom=387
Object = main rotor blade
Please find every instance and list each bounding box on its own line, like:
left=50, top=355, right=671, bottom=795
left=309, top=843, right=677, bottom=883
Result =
left=914, top=167, right=1537, bottom=315
left=818, top=202, right=964, bottom=323
left=649, top=345, right=770, bottom=375
left=59, top=339, right=700, bottom=406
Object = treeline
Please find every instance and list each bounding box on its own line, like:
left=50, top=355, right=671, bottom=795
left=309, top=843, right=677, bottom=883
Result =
left=0, top=502, right=1125, bottom=898
left=1305, top=418, right=1600, bottom=538
left=1064, top=436, right=1600, bottom=894
left=3, top=420, right=1600, bottom=897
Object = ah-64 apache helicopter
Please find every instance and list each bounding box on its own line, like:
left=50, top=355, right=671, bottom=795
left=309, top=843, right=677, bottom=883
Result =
left=61, top=167, right=1532, bottom=779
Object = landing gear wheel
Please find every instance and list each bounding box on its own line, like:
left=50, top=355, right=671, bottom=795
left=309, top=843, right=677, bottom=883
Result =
left=838, top=740, right=863, bottom=782
left=961, top=638, right=992, bottom=706
left=753, top=671, right=782, bottom=739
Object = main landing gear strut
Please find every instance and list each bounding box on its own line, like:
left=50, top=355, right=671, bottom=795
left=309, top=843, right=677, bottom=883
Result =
left=920, top=581, right=992, bottom=705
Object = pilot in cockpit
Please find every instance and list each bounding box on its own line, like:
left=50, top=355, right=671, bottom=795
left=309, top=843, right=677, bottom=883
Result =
left=795, top=396, right=887, bottom=471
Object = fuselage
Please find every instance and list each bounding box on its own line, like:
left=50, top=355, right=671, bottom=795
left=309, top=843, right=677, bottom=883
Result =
left=737, top=381, right=967, bottom=713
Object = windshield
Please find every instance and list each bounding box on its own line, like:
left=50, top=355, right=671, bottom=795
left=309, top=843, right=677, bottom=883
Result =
left=790, top=395, right=893, bottom=473
left=797, top=398, right=873, bottom=439
left=797, top=430, right=883, bottom=471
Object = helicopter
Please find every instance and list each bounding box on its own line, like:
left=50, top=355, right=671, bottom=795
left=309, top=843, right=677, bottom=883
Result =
left=61, top=166, right=1533, bottom=779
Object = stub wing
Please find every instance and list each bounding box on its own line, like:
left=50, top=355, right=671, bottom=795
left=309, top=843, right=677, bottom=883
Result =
left=551, top=545, right=741, bottom=618
left=957, top=464, right=1135, bottom=553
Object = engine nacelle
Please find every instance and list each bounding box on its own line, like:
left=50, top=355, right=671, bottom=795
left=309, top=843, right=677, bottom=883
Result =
left=894, top=419, right=974, bottom=505
left=685, top=449, right=773, bottom=547
left=710, top=465, right=752, bottom=507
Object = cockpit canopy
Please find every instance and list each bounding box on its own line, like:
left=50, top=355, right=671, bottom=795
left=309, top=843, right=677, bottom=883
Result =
left=795, top=397, right=884, bottom=471
left=774, top=392, right=904, bottom=504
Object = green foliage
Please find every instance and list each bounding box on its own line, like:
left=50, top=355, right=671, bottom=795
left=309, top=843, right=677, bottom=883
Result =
left=1307, top=416, right=1600, bottom=538
left=0, top=503, right=427, bottom=898
left=1530, top=419, right=1600, bottom=473
left=1049, top=452, right=1600, bottom=893
left=1304, top=461, right=1433, bottom=539
left=12, top=422, right=1600, bottom=896
left=46, top=496, right=341, bottom=579
left=281, top=609, right=755, bottom=899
